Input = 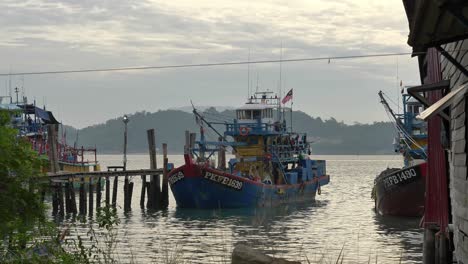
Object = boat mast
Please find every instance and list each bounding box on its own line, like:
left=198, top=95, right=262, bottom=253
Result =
left=378, top=91, right=406, bottom=131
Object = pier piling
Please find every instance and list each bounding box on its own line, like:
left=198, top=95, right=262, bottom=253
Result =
left=184, top=130, right=190, bottom=155
left=65, top=182, right=71, bottom=214
left=69, top=181, right=77, bottom=214
left=57, top=183, right=64, bottom=217
left=124, top=176, right=130, bottom=211
left=140, top=175, right=146, bottom=209
left=79, top=178, right=87, bottom=215
left=52, top=184, right=58, bottom=215
left=190, top=133, right=196, bottom=158
left=161, top=143, right=169, bottom=208
left=96, top=177, right=102, bottom=209
left=88, top=179, right=94, bottom=216
left=112, top=176, right=118, bottom=207
left=146, top=129, right=160, bottom=210
left=105, top=176, right=110, bottom=206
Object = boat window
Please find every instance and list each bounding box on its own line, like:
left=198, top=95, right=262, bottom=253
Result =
left=246, top=110, right=252, bottom=119
left=253, top=110, right=261, bottom=119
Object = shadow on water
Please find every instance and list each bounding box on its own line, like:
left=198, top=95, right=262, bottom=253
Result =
left=170, top=199, right=329, bottom=227
left=373, top=214, right=423, bottom=263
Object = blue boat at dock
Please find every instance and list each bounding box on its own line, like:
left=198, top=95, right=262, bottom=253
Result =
left=167, top=90, right=330, bottom=209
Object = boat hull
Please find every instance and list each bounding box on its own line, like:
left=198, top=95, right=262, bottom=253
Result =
left=168, top=163, right=330, bottom=209
left=373, top=163, right=427, bottom=217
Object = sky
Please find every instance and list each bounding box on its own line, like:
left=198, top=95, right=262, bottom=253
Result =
left=0, top=0, right=420, bottom=128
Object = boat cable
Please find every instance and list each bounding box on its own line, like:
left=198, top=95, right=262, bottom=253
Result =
left=2, top=49, right=467, bottom=76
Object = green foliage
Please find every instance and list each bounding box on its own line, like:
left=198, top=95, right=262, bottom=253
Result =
left=0, top=111, right=122, bottom=263
left=0, top=110, right=47, bottom=242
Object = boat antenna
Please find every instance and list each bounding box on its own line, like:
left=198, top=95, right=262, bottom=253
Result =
left=279, top=41, right=283, bottom=98
left=256, top=72, right=259, bottom=93
left=247, top=48, right=250, bottom=99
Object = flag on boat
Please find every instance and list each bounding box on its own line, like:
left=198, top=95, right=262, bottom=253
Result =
left=282, top=89, right=293, bottom=104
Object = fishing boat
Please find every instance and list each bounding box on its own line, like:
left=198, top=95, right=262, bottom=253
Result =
left=372, top=90, right=427, bottom=216
left=167, top=90, right=330, bottom=209
left=1, top=94, right=100, bottom=174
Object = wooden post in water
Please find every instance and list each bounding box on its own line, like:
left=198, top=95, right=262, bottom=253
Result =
left=161, top=143, right=169, bottom=208
left=124, top=175, right=130, bottom=211
left=79, top=178, right=86, bottom=215
left=218, top=136, right=226, bottom=170
left=190, top=133, right=196, bottom=158
left=69, top=180, right=77, bottom=214
left=140, top=174, right=146, bottom=209
left=47, top=124, right=60, bottom=174
left=64, top=182, right=71, bottom=214
left=184, top=130, right=190, bottom=155
left=57, top=183, right=64, bottom=217
left=146, top=129, right=159, bottom=209
left=128, top=181, right=134, bottom=210
left=88, top=178, right=94, bottom=216
left=52, top=184, right=58, bottom=215
left=112, top=176, right=118, bottom=207
left=105, top=176, right=110, bottom=206
left=96, top=177, right=102, bottom=209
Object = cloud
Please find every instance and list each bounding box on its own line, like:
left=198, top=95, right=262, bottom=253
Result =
left=0, top=0, right=419, bottom=128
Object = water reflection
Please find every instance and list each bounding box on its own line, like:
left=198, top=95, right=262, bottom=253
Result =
left=373, top=214, right=423, bottom=263
left=51, top=155, right=424, bottom=263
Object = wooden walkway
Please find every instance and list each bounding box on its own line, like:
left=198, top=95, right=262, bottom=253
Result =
left=48, top=169, right=164, bottom=182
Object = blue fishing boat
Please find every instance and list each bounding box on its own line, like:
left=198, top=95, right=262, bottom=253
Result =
left=167, top=90, right=330, bottom=209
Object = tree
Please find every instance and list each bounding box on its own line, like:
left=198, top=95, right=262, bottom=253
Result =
left=0, top=110, right=46, bottom=246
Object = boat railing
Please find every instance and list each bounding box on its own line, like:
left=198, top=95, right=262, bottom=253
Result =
left=224, top=120, right=283, bottom=136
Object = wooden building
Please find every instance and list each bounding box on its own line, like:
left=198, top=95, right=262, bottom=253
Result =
left=402, top=0, right=468, bottom=263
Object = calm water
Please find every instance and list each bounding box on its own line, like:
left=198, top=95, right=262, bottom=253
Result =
left=56, top=154, right=423, bottom=263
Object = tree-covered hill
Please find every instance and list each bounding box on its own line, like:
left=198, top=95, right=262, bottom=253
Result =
left=63, top=108, right=397, bottom=155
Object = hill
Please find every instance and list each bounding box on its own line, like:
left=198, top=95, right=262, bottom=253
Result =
left=63, top=108, right=397, bottom=155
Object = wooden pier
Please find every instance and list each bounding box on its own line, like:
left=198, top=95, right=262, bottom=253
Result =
left=47, top=128, right=170, bottom=216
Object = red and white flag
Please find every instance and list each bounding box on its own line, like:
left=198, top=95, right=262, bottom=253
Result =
left=281, top=89, right=293, bottom=104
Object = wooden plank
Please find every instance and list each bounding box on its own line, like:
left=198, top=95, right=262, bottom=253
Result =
left=452, top=139, right=466, bottom=154
left=454, top=153, right=467, bottom=166
left=453, top=112, right=466, bottom=130
left=452, top=126, right=466, bottom=142
left=453, top=166, right=468, bottom=180
left=452, top=98, right=466, bottom=118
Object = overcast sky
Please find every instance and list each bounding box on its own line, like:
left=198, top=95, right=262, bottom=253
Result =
left=0, top=0, right=420, bottom=128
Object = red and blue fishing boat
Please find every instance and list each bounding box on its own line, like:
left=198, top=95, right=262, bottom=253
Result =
left=167, top=90, right=330, bottom=209
left=372, top=90, right=427, bottom=216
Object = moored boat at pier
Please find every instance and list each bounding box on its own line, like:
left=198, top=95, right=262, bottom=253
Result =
left=372, top=89, right=427, bottom=216
left=168, top=90, right=330, bottom=209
